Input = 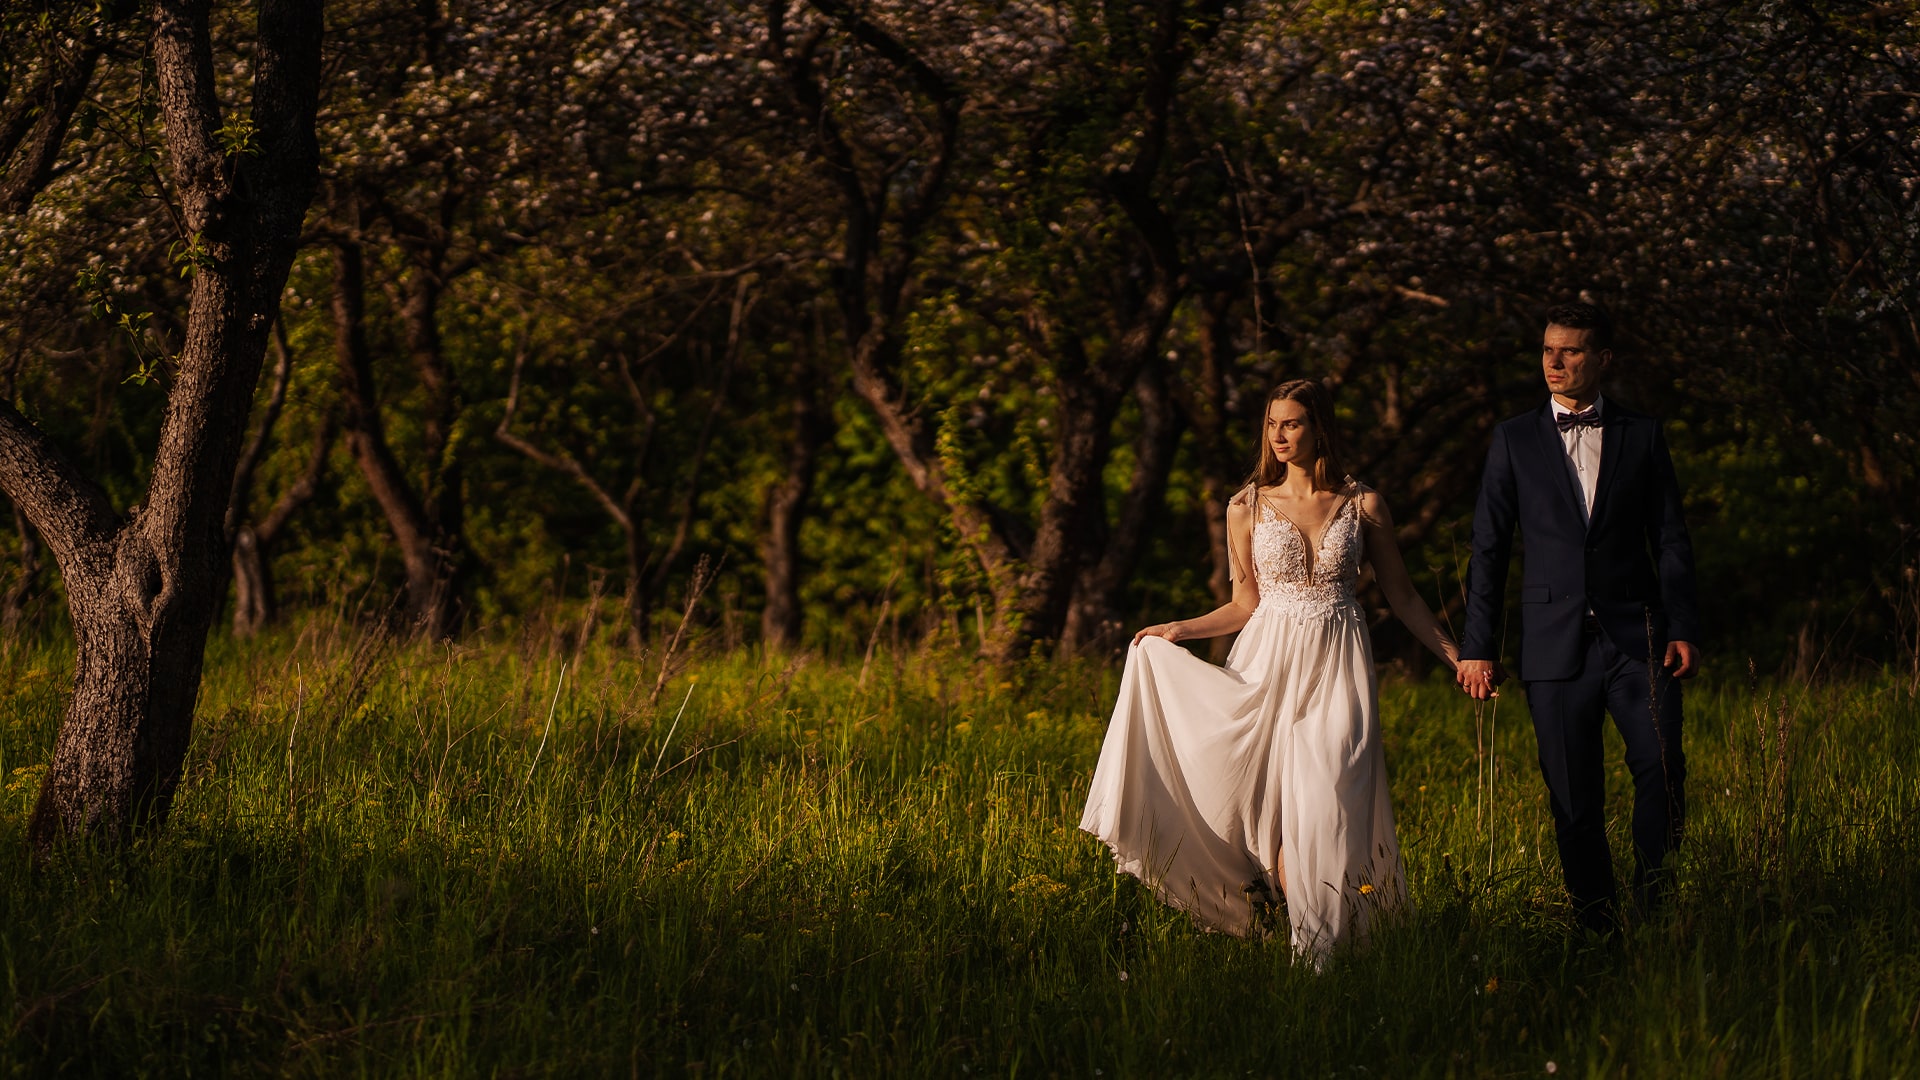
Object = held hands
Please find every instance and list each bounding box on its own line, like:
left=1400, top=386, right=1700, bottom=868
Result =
left=1665, top=640, right=1702, bottom=678
left=1453, top=643, right=1699, bottom=696
left=1455, top=659, right=1507, bottom=701
left=1132, top=621, right=1186, bottom=646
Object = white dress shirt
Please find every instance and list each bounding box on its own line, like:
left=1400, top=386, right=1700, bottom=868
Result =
left=1551, top=395, right=1604, bottom=522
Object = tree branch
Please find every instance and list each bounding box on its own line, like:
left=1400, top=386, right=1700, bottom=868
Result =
left=0, top=400, right=117, bottom=571
left=225, top=319, right=296, bottom=542
left=253, top=412, right=336, bottom=546
left=0, top=41, right=104, bottom=215
left=150, top=0, right=228, bottom=229
left=494, top=341, right=633, bottom=533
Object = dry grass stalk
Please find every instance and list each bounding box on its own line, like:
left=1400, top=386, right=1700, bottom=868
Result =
left=648, top=554, right=716, bottom=707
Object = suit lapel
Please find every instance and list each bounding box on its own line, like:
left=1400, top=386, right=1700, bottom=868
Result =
left=1534, top=404, right=1587, bottom=525
left=1587, top=408, right=1627, bottom=531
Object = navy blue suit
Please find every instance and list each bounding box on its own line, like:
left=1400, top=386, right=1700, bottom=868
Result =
left=1463, top=399, right=1699, bottom=928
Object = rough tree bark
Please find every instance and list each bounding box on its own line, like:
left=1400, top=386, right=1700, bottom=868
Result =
left=0, top=0, right=322, bottom=848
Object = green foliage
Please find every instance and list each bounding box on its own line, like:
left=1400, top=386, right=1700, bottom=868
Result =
left=72, top=266, right=169, bottom=387
left=3, top=0, right=1917, bottom=669
left=168, top=231, right=215, bottom=279
left=3, top=625, right=1918, bottom=1074
left=216, top=115, right=260, bottom=158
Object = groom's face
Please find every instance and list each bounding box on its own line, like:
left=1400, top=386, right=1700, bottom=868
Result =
left=1541, top=324, right=1610, bottom=404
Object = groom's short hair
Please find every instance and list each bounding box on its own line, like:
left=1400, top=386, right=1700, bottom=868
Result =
left=1545, top=302, right=1614, bottom=353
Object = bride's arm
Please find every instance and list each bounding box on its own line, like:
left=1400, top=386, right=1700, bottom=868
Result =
left=1133, top=496, right=1261, bottom=644
left=1357, top=489, right=1460, bottom=669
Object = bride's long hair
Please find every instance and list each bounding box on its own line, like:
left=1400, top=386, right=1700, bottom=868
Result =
left=1248, top=378, right=1346, bottom=492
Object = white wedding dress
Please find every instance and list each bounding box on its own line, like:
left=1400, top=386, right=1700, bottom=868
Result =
left=1079, top=483, right=1407, bottom=964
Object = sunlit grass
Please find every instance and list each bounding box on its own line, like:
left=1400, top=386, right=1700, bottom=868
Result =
left=2, top=620, right=1917, bottom=1076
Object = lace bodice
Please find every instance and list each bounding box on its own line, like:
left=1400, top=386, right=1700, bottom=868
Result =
left=1249, top=486, right=1366, bottom=621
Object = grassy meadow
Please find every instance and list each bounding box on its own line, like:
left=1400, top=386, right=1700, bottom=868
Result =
left=2, top=617, right=1918, bottom=1078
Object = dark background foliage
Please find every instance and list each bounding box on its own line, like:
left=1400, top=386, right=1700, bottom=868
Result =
left=3, top=0, right=1915, bottom=673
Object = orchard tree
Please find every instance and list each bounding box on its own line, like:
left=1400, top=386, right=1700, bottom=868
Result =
left=0, top=0, right=321, bottom=846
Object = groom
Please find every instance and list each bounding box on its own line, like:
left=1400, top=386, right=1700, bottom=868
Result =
left=1456, top=302, right=1700, bottom=934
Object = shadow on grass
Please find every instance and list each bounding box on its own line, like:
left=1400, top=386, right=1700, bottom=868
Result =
left=2, top=639, right=1917, bottom=1076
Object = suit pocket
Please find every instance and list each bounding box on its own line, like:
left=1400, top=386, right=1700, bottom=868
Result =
left=1522, top=585, right=1552, bottom=604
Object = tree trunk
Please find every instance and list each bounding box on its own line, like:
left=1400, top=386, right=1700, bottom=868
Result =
left=230, top=415, right=333, bottom=637
left=761, top=355, right=827, bottom=651
left=226, top=321, right=293, bottom=638
left=330, top=237, right=460, bottom=638
left=400, top=264, right=468, bottom=574
left=769, top=0, right=1027, bottom=649
left=0, top=0, right=323, bottom=847
left=989, top=246, right=1184, bottom=661
left=229, top=525, right=273, bottom=637
left=623, top=515, right=649, bottom=650
left=1179, top=291, right=1252, bottom=661
left=1062, top=358, right=1184, bottom=658
left=987, top=378, right=1118, bottom=661
left=36, top=545, right=213, bottom=838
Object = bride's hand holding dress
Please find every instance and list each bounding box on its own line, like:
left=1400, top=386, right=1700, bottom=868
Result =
left=1130, top=494, right=1263, bottom=648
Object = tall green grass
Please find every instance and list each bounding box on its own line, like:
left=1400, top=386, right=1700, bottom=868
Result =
left=2, top=619, right=1917, bottom=1077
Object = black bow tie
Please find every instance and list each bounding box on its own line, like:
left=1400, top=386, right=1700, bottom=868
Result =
left=1555, top=407, right=1600, bottom=432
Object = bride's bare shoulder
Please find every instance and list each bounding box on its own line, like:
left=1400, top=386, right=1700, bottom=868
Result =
left=1226, top=488, right=1260, bottom=536
left=1348, top=481, right=1395, bottom=527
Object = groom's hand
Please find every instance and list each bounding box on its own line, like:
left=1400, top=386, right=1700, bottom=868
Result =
left=1664, top=640, right=1701, bottom=678
left=1456, top=659, right=1504, bottom=700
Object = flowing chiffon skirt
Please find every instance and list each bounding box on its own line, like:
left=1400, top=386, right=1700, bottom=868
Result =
left=1078, top=600, right=1407, bottom=963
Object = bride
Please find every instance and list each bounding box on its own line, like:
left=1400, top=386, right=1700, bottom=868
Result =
left=1080, top=378, right=1460, bottom=964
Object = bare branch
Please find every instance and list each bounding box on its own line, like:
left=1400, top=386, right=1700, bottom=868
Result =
left=494, top=341, right=633, bottom=532
left=0, top=400, right=117, bottom=571
left=253, top=412, right=336, bottom=545
left=226, top=320, right=297, bottom=541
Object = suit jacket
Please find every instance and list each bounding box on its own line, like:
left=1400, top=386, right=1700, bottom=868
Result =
left=1462, top=399, right=1700, bottom=682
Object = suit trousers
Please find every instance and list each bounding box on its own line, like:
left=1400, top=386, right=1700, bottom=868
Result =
left=1523, top=622, right=1685, bottom=931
